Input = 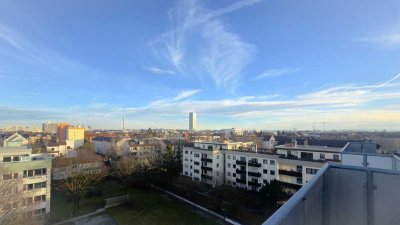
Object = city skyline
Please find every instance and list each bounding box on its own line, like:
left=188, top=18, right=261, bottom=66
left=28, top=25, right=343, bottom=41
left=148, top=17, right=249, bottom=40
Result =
left=1, top=0, right=400, bottom=130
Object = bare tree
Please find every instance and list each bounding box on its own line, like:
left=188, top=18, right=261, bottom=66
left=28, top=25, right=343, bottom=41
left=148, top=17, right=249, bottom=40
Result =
left=112, top=156, right=138, bottom=193
left=56, top=150, right=109, bottom=213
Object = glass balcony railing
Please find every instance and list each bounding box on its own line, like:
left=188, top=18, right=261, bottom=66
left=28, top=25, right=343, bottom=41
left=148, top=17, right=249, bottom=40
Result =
left=263, top=164, right=400, bottom=225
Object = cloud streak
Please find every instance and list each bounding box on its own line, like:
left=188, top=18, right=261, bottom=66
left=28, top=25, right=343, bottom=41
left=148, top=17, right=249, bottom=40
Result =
left=150, top=0, right=260, bottom=90
left=251, top=68, right=302, bottom=81
left=173, top=89, right=202, bottom=100
left=145, top=67, right=176, bottom=75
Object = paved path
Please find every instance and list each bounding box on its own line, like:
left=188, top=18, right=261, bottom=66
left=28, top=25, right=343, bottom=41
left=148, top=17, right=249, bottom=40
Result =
left=52, top=208, right=117, bottom=225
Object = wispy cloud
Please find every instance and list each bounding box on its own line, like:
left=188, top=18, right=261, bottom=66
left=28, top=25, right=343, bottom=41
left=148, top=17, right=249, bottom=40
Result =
left=150, top=0, right=260, bottom=90
left=251, top=68, right=302, bottom=81
left=355, top=32, right=400, bottom=49
left=145, top=67, right=176, bottom=75
left=118, top=74, right=400, bottom=126
left=173, top=89, right=202, bottom=100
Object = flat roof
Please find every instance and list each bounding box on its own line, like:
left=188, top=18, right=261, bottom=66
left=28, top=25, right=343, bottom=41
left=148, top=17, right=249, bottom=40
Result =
left=275, top=145, right=343, bottom=153
left=0, top=146, right=32, bottom=154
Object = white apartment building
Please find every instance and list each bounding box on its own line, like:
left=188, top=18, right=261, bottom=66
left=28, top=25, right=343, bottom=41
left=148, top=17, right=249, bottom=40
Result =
left=183, top=141, right=346, bottom=192
left=0, top=146, right=51, bottom=221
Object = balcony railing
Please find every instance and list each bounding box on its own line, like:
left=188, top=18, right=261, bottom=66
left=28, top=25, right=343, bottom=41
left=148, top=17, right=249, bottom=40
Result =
left=264, top=164, right=400, bottom=225
left=248, top=161, right=262, bottom=167
left=201, top=174, right=213, bottom=180
left=236, top=178, right=246, bottom=184
left=248, top=180, right=262, bottom=187
left=248, top=171, right=261, bottom=177
left=279, top=169, right=302, bottom=178
left=201, top=157, right=212, bottom=163
left=236, top=168, right=246, bottom=175
left=201, top=166, right=212, bottom=171
left=236, top=160, right=246, bottom=166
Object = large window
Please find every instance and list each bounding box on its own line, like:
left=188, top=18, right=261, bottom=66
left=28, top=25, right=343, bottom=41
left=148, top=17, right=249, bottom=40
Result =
left=300, top=152, right=313, bottom=160
left=3, top=174, right=12, bottom=180
left=306, top=168, right=319, bottom=175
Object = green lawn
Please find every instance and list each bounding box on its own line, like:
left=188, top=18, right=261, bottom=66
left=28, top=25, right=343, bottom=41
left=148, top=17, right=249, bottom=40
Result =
left=48, top=179, right=221, bottom=225
left=107, top=188, right=221, bottom=225
left=48, top=179, right=125, bottom=224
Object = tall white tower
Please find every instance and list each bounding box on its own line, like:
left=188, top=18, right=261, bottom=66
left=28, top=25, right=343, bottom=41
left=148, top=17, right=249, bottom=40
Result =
left=189, top=112, right=197, bottom=131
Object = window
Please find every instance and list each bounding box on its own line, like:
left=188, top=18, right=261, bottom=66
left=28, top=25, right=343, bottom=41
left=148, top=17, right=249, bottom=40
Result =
left=227, top=172, right=231, bottom=176
left=194, top=161, right=199, bottom=165
left=306, top=168, right=319, bottom=175
left=13, top=156, right=20, bottom=162
left=184, top=150, right=188, bottom=154
left=3, top=174, right=12, bottom=180
left=194, top=153, right=200, bottom=157
left=13, top=173, right=18, bottom=179
left=227, top=155, right=231, bottom=159
left=233, top=155, right=236, bottom=160
left=320, top=154, right=325, bottom=160
left=216, top=163, right=219, bottom=168
left=240, top=156, right=246, bottom=161
left=227, top=163, right=231, bottom=168
left=233, top=173, right=236, bottom=177
left=296, top=166, right=302, bottom=172
left=184, top=172, right=188, bottom=175
left=185, top=158, right=188, bottom=161
left=190, top=165, right=192, bottom=169
left=297, top=178, right=302, bottom=184
left=34, top=195, right=46, bottom=203
left=263, top=169, right=268, bottom=174
left=333, top=154, right=339, bottom=161
left=263, top=159, right=268, bottom=164
left=270, top=160, right=275, bottom=165
left=35, top=169, right=42, bottom=176
left=3, top=157, right=11, bottom=162
left=194, top=169, right=199, bottom=174
left=300, top=152, right=313, bottom=160
left=233, top=164, right=236, bottom=168
left=270, top=170, right=275, bottom=175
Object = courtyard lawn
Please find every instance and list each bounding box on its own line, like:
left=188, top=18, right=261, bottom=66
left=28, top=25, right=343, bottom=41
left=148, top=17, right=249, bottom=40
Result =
left=48, top=179, right=125, bottom=224
left=106, top=188, right=221, bottom=225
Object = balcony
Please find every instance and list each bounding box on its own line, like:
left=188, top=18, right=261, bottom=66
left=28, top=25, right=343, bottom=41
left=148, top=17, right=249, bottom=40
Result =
left=236, top=178, right=246, bottom=184
left=248, top=180, right=262, bottom=187
left=263, top=164, right=400, bottom=225
left=201, top=157, right=212, bottom=163
left=236, top=168, right=246, bottom=175
left=248, top=161, right=262, bottom=167
left=279, top=169, right=302, bottom=178
left=236, top=160, right=246, bottom=166
left=201, top=166, right=212, bottom=171
left=201, top=174, right=212, bottom=180
left=248, top=171, right=261, bottom=177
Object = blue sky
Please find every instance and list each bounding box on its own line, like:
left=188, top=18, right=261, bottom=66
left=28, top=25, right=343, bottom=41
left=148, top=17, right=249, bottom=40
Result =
left=0, top=0, right=400, bottom=130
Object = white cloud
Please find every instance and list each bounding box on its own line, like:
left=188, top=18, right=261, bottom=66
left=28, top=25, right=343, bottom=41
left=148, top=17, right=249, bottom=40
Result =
left=145, top=67, right=175, bottom=75
left=251, top=68, right=301, bottom=81
left=355, top=32, right=400, bottom=49
left=173, top=89, right=202, bottom=100
left=150, top=0, right=260, bottom=90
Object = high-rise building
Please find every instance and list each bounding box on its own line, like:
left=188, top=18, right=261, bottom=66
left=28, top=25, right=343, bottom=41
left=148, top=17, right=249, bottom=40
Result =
left=42, top=122, right=58, bottom=134
left=189, top=112, right=197, bottom=131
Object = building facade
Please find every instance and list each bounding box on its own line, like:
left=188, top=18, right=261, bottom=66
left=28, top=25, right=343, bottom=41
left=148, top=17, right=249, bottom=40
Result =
left=0, top=147, right=51, bottom=221
left=183, top=141, right=345, bottom=192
